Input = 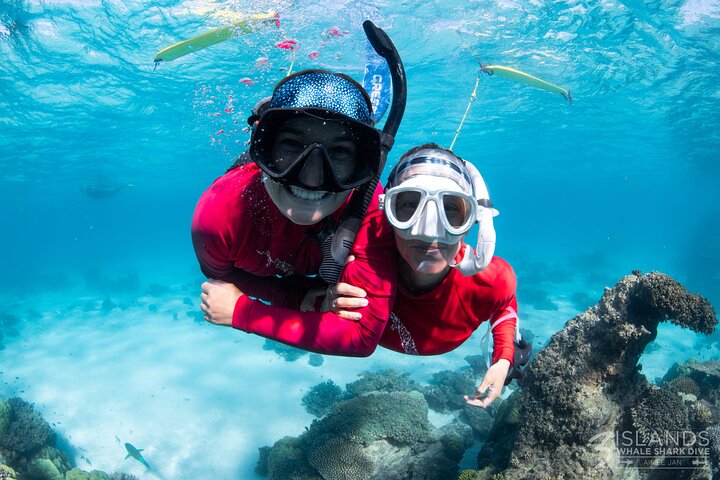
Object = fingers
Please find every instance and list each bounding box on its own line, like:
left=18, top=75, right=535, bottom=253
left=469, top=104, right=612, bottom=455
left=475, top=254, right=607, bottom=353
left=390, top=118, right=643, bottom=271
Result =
left=332, top=282, right=367, bottom=298
left=335, top=310, right=362, bottom=321
left=463, top=395, right=486, bottom=408
left=201, top=282, right=213, bottom=323
left=329, top=283, right=368, bottom=312
left=333, top=296, right=369, bottom=310
left=465, top=377, right=501, bottom=409
left=345, top=255, right=356, bottom=264
left=479, top=384, right=500, bottom=408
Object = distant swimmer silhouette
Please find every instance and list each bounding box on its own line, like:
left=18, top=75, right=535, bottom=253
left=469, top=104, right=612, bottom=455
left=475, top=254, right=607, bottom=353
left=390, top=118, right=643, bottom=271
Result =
left=80, top=183, right=135, bottom=199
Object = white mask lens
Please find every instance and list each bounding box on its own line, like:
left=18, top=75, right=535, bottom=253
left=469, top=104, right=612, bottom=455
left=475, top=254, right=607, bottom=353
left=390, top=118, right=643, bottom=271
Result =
left=441, top=193, right=474, bottom=229
left=393, top=190, right=423, bottom=222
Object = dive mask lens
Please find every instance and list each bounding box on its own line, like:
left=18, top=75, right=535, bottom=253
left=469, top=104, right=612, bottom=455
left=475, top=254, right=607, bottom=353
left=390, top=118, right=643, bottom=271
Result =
left=250, top=108, right=382, bottom=192
left=440, top=192, right=475, bottom=233
left=393, top=190, right=422, bottom=223
left=385, top=186, right=476, bottom=235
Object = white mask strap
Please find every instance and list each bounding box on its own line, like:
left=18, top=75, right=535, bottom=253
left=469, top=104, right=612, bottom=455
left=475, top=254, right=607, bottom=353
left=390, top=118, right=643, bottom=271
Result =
left=452, top=161, right=499, bottom=275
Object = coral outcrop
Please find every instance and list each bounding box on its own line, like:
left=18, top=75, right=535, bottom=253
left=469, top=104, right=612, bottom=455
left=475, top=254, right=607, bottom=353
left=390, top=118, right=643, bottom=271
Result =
left=259, top=391, right=470, bottom=480
left=472, top=271, right=718, bottom=479
left=0, top=397, right=138, bottom=480
left=302, top=380, right=343, bottom=418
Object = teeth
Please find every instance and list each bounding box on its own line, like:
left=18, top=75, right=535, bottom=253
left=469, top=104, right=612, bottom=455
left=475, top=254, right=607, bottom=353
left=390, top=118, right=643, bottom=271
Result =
left=289, top=186, right=328, bottom=201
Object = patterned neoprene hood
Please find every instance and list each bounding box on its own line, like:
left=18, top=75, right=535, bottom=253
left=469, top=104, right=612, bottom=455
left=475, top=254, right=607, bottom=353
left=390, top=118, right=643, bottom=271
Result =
left=268, top=70, right=373, bottom=124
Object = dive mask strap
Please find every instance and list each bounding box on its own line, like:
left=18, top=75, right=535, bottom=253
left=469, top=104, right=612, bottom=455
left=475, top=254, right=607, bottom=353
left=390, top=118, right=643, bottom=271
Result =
left=452, top=161, right=499, bottom=276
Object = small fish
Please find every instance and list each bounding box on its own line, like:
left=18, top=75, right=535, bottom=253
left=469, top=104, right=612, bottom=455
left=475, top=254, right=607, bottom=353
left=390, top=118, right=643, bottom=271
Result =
left=273, top=13, right=280, bottom=28
left=307, top=51, right=319, bottom=59
left=239, top=77, right=254, bottom=85
left=254, top=56, right=269, bottom=68
left=276, top=39, right=297, bottom=50
left=124, top=442, right=151, bottom=470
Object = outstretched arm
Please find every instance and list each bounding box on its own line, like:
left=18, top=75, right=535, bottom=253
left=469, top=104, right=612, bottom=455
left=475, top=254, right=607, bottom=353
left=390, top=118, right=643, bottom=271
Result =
left=466, top=260, right=519, bottom=408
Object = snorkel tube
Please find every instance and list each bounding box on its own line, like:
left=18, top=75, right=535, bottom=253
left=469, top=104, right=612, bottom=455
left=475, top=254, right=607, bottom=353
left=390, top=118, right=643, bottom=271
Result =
left=452, top=162, right=499, bottom=275
left=319, top=20, right=406, bottom=284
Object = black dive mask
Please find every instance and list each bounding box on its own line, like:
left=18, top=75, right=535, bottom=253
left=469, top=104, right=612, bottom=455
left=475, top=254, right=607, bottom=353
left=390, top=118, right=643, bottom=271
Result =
left=250, top=108, right=383, bottom=192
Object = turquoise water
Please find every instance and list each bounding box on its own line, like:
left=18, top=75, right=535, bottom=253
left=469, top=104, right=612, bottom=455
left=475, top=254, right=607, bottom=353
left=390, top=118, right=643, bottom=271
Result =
left=1, top=0, right=719, bottom=478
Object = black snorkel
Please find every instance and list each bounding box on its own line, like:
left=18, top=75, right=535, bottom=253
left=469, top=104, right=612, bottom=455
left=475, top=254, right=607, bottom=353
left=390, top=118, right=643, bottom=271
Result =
left=319, top=20, right=407, bottom=284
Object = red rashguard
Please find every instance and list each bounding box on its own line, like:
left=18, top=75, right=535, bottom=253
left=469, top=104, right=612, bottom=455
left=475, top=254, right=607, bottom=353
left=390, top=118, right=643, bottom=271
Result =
left=191, top=163, right=371, bottom=308
left=380, top=255, right=518, bottom=364
left=231, top=208, right=398, bottom=357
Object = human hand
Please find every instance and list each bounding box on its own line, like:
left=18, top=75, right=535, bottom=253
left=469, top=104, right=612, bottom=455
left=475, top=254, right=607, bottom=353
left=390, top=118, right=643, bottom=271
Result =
left=464, top=359, right=511, bottom=408
left=321, top=282, right=368, bottom=321
left=200, top=279, right=243, bottom=326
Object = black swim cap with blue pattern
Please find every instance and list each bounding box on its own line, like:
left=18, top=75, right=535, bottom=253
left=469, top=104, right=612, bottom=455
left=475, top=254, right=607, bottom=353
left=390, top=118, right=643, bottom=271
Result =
left=269, top=70, right=373, bottom=124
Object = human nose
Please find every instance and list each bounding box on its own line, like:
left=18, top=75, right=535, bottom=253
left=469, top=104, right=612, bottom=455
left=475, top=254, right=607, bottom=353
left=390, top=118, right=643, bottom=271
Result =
left=410, top=199, right=442, bottom=238
left=297, top=147, right=325, bottom=188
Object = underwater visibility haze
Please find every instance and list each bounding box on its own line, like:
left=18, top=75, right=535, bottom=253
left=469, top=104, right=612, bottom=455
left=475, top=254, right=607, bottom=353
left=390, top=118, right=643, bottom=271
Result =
left=1, top=0, right=719, bottom=478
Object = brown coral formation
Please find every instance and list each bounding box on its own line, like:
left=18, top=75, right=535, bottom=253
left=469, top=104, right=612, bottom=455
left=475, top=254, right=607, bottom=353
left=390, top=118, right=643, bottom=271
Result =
left=477, top=271, right=717, bottom=479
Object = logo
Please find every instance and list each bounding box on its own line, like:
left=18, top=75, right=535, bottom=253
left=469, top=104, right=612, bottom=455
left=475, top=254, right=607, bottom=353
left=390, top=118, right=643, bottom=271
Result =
left=589, top=429, right=711, bottom=470
left=369, top=74, right=384, bottom=111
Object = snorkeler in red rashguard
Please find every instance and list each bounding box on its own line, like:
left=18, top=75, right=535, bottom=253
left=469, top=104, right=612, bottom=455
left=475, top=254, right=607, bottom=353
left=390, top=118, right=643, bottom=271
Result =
left=192, top=68, right=403, bottom=353
left=323, top=144, right=527, bottom=407
left=193, top=22, right=409, bottom=355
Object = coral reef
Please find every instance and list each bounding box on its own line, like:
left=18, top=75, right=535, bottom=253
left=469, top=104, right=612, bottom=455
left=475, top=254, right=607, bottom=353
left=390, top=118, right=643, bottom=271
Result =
left=708, top=425, right=720, bottom=479
left=0, top=397, right=137, bottom=480
left=473, top=271, right=718, bottom=479
left=630, top=387, right=689, bottom=440
left=421, top=369, right=476, bottom=413
left=663, top=360, right=720, bottom=397
left=307, top=437, right=373, bottom=480
left=459, top=404, right=494, bottom=439
left=342, top=370, right=422, bottom=399
left=0, top=398, right=55, bottom=467
left=463, top=355, right=489, bottom=377
left=259, top=391, right=468, bottom=480
left=0, top=465, right=16, bottom=480
left=302, top=380, right=343, bottom=417
left=312, top=391, right=432, bottom=445
left=664, top=375, right=701, bottom=397
left=65, top=469, right=111, bottom=480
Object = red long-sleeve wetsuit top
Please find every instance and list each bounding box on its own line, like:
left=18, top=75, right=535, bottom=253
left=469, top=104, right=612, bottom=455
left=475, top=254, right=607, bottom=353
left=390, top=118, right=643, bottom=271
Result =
left=192, top=162, right=398, bottom=356
left=379, top=255, right=518, bottom=364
